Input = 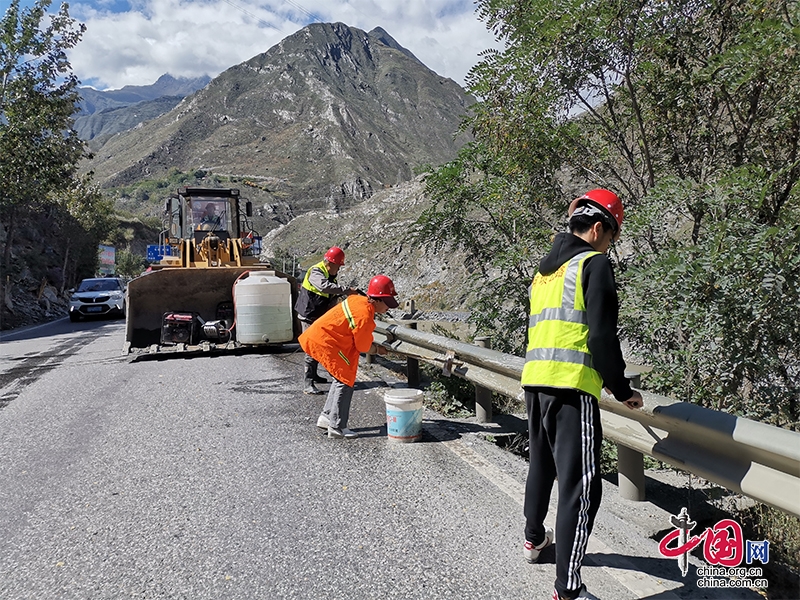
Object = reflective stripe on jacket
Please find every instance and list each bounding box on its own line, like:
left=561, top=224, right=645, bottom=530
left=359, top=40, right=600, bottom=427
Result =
left=298, top=295, right=375, bottom=387
left=521, top=250, right=603, bottom=399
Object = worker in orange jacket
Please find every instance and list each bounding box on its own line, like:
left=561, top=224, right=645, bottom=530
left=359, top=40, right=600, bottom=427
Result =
left=299, top=275, right=399, bottom=439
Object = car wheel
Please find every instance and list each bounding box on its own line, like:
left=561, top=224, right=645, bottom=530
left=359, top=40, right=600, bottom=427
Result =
left=69, top=312, right=81, bottom=322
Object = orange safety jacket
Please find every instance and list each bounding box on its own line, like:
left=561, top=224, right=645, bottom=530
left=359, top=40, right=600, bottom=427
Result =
left=298, top=295, right=375, bottom=387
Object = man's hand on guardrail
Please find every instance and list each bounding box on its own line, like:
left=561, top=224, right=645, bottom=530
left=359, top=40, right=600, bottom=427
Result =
left=604, top=388, right=643, bottom=409
left=622, top=390, right=644, bottom=410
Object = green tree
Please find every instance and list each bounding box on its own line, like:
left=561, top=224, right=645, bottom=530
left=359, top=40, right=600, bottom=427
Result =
left=416, top=141, right=563, bottom=354
left=115, top=248, right=146, bottom=279
left=418, top=0, right=800, bottom=424
left=0, top=0, right=90, bottom=323
left=52, top=177, right=115, bottom=286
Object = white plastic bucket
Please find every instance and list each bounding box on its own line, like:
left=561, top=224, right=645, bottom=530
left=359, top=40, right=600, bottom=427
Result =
left=234, top=271, right=294, bottom=344
left=384, top=388, right=424, bottom=442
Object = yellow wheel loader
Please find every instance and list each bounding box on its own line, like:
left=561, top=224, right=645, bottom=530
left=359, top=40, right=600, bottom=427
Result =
left=124, top=187, right=300, bottom=354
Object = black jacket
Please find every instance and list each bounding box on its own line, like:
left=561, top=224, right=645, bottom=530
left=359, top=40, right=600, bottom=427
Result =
left=294, top=265, right=347, bottom=322
left=535, top=232, right=633, bottom=402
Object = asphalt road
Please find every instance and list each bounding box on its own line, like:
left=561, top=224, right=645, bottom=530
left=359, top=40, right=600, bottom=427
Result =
left=0, top=318, right=768, bottom=599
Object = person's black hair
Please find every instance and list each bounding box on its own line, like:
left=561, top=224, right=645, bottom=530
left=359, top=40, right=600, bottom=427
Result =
left=569, top=212, right=614, bottom=235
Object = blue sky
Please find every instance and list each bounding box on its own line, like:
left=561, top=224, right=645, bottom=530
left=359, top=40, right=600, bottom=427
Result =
left=15, top=0, right=502, bottom=90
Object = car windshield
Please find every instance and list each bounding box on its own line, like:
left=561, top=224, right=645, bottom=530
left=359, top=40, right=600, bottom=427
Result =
left=77, top=279, right=123, bottom=292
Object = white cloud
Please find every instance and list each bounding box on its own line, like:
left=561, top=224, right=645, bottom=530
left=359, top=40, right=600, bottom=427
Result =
left=65, top=0, right=502, bottom=90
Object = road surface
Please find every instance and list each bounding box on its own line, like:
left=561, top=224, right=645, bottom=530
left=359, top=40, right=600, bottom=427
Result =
left=0, top=318, right=767, bottom=599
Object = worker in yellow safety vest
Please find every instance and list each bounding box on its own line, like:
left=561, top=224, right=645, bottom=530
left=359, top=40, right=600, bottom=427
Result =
left=520, top=189, right=643, bottom=600
left=294, top=246, right=359, bottom=395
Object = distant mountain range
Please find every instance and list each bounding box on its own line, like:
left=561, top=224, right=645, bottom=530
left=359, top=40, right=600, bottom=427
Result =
left=82, top=23, right=474, bottom=231
left=75, top=74, right=211, bottom=142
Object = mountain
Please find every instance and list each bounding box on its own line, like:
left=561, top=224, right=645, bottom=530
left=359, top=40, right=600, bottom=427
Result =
left=84, top=23, right=473, bottom=223
left=77, top=74, right=211, bottom=115
left=76, top=96, right=184, bottom=144
left=74, top=74, right=211, bottom=141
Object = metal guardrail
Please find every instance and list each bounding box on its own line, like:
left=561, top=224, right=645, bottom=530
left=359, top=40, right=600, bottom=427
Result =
left=374, top=321, right=800, bottom=518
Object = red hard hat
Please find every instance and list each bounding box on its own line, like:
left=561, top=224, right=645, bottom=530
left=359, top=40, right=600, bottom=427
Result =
left=324, top=246, right=345, bottom=266
left=367, top=274, right=399, bottom=308
left=568, top=189, right=623, bottom=233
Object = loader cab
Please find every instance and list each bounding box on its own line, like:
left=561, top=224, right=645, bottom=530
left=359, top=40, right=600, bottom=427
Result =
left=164, top=187, right=242, bottom=241
left=158, top=187, right=256, bottom=267
left=185, top=191, right=236, bottom=239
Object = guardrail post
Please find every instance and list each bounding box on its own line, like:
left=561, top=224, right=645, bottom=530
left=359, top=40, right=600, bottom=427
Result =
left=474, top=336, right=493, bottom=423
left=617, top=445, right=646, bottom=501
left=406, top=321, right=420, bottom=388
left=617, top=372, right=645, bottom=501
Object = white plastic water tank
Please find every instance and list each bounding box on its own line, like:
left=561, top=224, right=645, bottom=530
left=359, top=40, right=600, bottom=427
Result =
left=234, top=271, right=294, bottom=344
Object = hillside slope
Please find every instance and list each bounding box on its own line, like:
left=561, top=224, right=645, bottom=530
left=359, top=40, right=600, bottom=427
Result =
left=261, top=176, right=472, bottom=311
left=78, top=96, right=185, bottom=145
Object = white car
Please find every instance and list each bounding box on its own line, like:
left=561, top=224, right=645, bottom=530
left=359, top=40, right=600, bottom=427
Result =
left=69, top=277, right=126, bottom=321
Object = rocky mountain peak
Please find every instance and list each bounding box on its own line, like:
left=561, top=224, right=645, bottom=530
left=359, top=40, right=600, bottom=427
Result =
left=367, top=26, right=421, bottom=63
left=84, top=22, right=472, bottom=235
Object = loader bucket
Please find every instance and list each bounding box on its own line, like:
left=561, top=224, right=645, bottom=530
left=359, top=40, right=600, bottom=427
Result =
left=124, top=267, right=299, bottom=352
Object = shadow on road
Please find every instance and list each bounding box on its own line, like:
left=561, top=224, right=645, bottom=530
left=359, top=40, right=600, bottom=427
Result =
left=130, top=342, right=303, bottom=362
left=587, top=552, right=765, bottom=599
left=1, top=316, right=120, bottom=343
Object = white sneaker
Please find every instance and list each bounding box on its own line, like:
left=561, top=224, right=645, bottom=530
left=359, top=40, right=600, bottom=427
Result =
left=327, top=426, right=359, bottom=439
left=523, top=527, right=553, bottom=563
left=316, top=414, right=330, bottom=429
left=552, top=586, right=600, bottom=600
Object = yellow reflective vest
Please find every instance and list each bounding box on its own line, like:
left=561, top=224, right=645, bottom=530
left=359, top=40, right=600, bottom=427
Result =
left=521, top=250, right=603, bottom=399
left=301, top=261, right=331, bottom=297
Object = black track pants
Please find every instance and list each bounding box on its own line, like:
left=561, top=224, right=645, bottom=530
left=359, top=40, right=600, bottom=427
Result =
left=524, top=388, right=602, bottom=599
